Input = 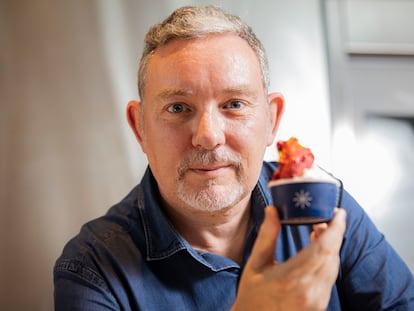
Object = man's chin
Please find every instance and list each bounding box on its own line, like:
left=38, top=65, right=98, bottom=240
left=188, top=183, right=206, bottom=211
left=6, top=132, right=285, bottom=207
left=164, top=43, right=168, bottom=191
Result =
left=177, top=184, right=244, bottom=212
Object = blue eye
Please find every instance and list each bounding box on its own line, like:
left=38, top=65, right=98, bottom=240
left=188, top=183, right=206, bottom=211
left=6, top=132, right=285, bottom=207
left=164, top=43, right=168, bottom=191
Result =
left=225, top=100, right=244, bottom=109
left=167, top=103, right=186, bottom=113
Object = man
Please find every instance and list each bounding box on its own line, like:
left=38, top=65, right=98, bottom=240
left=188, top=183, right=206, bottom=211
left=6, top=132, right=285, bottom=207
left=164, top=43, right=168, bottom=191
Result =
left=54, top=6, right=414, bottom=310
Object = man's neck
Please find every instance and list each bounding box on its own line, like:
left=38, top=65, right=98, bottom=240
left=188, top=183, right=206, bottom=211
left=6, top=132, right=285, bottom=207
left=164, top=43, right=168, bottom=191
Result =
left=164, top=197, right=252, bottom=265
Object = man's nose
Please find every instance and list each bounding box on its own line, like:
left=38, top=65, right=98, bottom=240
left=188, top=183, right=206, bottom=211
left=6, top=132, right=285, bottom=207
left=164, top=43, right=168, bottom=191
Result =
left=192, top=111, right=225, bottom=150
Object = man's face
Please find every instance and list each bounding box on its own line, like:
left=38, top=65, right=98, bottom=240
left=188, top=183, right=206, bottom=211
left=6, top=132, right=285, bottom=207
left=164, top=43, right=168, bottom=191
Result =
left=130, top=34, right=281, bottom=213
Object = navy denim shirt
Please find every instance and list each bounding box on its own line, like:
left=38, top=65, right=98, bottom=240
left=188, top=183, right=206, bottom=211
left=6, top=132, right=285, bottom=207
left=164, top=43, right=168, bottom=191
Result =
left=54, top=162, right=414, bottom=310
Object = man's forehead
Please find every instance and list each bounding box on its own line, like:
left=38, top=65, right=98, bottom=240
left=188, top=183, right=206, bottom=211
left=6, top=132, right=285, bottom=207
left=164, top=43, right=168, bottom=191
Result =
left=147, top=35, right=261, bottom=82
left=152, top=33, right=255, bottom=58
left=143, top=33, right=265, bottom=100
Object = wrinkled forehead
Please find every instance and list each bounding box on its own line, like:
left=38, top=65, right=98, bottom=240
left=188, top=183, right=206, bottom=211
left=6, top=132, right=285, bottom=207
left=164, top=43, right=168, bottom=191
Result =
left=144, top=34, right=264, bottom=97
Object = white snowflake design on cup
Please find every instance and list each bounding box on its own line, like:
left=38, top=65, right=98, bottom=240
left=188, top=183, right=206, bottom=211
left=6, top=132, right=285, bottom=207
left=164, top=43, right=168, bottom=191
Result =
left=292, top=190, right=313, bottom=209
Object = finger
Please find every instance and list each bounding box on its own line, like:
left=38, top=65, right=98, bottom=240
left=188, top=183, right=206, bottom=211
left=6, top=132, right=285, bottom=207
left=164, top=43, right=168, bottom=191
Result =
left=280, top=209, right=346, bottom=275
left=313, top=210, right=346, bottom=292
left=318, top=208, right=347, bottom=253
left=248, top=206, right=281, bottom=271
left=310, top=223, right=328, bottom=242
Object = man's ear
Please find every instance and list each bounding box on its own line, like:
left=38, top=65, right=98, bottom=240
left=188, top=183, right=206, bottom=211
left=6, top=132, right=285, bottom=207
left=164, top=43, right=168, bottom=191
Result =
left=126, top=100, right=146, bottom=152
left=266, top=92, right=285, bottom=145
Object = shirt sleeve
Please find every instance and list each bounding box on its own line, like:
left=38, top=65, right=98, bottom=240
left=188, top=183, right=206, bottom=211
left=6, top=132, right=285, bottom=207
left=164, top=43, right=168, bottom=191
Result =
left=337, top=191, right=414, bottom=310
left=54, top=259, right=120, bottom=311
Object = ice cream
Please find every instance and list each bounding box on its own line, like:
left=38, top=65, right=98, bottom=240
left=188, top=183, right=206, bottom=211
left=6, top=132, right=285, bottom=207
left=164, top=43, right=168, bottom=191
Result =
left=268, top=137, right=342, bottom=225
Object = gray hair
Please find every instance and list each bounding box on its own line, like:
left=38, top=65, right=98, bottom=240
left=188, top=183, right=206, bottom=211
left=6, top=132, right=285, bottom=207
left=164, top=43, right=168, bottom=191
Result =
left=137, top=6, right=269, bottom=100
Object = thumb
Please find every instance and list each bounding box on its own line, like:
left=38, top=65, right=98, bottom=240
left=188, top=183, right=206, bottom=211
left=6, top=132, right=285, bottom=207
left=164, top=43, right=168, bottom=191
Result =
left=248, top=206, right=281, bottom=271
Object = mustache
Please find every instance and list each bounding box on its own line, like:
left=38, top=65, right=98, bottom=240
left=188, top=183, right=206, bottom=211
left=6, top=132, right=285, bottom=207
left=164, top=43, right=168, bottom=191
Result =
left=177, top=149, right=242, bottom=177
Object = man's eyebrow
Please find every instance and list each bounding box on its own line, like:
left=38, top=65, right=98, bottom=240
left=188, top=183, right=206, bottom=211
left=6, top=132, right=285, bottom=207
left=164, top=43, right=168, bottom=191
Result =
left=156, top=88, right=192, bottom=99
left=222, top=86, right=259, bottom=99
left=155, top=86, right=258, bottom=99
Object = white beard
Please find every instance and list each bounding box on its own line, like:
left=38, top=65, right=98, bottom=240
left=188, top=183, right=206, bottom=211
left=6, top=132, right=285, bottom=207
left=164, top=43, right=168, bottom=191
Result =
left=176, top=149, right=244, bottom=212
left=177, top=177, right=245, bottom=212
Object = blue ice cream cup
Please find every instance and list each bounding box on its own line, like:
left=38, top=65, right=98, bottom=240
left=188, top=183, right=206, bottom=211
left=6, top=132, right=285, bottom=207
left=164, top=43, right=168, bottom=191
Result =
left=268, top=170, right=343, bottom=225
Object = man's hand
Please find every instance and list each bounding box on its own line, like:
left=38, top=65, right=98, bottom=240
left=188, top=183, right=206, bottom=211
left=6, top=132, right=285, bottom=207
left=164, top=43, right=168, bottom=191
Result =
left=231, top=207, right=346, bottom=311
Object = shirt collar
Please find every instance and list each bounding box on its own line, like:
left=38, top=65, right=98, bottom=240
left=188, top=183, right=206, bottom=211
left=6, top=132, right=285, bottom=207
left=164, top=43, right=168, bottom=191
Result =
left=137, top=163, right=274, bottom=270
left=137, top=168, right=187, bottom=260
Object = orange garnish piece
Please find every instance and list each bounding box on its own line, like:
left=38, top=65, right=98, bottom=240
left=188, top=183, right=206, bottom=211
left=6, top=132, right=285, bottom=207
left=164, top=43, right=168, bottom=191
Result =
left=272, top=137, right=314, bottom=180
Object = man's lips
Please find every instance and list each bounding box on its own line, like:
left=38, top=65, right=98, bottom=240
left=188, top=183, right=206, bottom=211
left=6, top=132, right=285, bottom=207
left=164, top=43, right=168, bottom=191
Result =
left=188, top=164, right=233, bottom=175
left=177, top=149, right=242, bottom=179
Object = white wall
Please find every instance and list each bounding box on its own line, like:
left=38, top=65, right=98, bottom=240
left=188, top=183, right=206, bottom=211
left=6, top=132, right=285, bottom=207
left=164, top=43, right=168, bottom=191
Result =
left=324, top=0, right=414, bottom=271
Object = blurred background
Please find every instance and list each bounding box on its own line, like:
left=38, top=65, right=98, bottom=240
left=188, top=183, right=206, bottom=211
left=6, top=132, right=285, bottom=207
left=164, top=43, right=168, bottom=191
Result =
left=1, top=0, right=413, bottom=309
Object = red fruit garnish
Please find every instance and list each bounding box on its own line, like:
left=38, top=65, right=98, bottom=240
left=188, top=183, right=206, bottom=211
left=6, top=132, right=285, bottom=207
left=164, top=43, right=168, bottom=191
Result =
left=272, top=137, right=314, bottom=180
